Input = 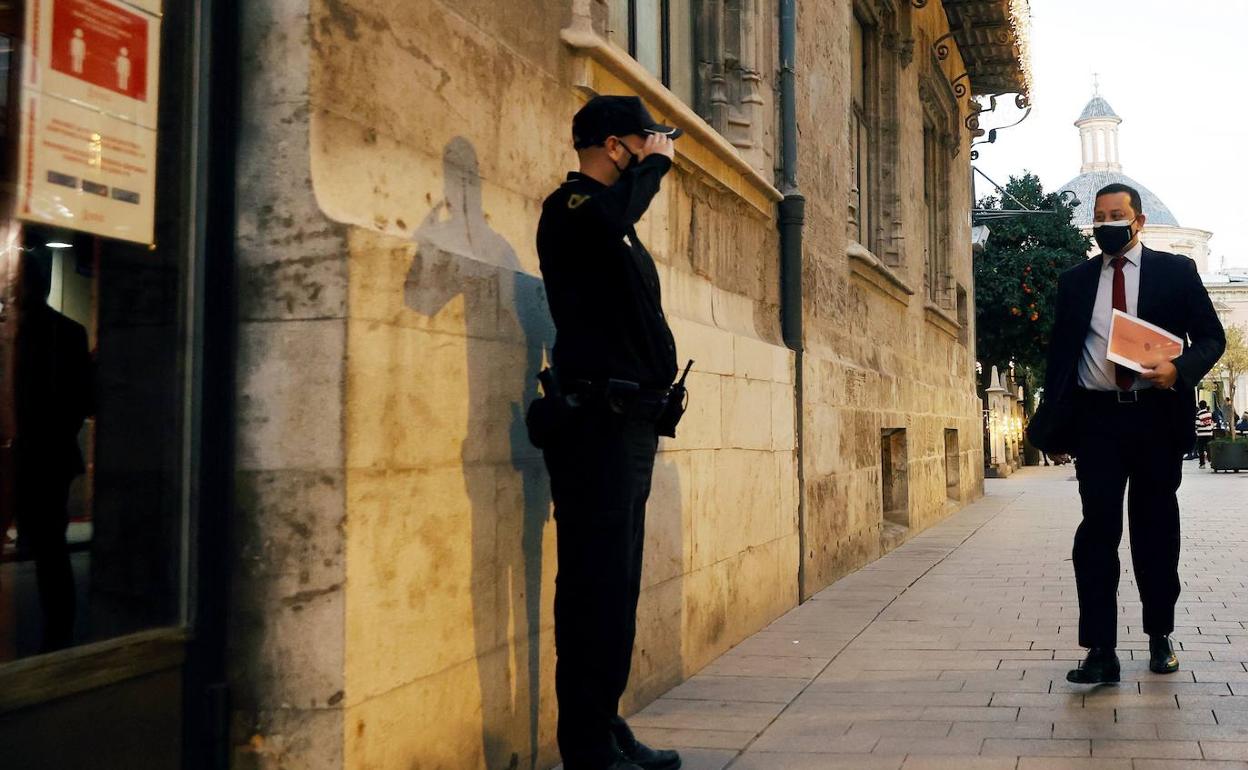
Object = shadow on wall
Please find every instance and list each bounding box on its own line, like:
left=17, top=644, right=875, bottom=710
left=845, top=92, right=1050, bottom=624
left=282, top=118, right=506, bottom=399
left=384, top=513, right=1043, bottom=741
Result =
left=406, top=137, right=555, bottom=769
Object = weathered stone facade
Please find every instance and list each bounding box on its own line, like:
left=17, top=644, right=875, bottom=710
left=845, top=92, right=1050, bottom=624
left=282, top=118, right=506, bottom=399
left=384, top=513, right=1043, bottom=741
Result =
left=228, top=0, right=998, bottom=767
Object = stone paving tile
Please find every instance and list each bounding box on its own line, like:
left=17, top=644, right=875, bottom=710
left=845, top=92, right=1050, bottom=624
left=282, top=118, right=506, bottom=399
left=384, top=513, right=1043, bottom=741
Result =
left=629, top=467, right=1248, bottom=767
left=731, top=753, right=905, bottom=769
left=981, top=738, right=1091, bottom=756
left=1091, top=739, right=1202, bottom=758
left=1017, top=760, right=1131, bottom=770
left=660, top=675, right=808, bottom=704
left=1203, top=743, right=1248, bottom=761
left=900, top=757, right=1017, bottom=770
left=1133, top=761, right=1248, bottom=770
left=630, top=726, right=759, bottom=751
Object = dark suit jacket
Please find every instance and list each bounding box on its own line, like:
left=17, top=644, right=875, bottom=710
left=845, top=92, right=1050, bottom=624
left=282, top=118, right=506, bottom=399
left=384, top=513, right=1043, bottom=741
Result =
left=16, top=304, right=94, bottom=482
left=1027, top=247, right=1225, bottom=455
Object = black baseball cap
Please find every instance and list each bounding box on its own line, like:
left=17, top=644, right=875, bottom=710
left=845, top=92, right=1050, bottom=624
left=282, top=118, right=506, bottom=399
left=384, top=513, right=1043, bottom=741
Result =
left=572, top=95, right=683, bottom=149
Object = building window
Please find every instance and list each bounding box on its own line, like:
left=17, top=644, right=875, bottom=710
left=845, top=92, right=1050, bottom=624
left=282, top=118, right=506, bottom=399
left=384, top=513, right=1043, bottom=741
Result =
left=956, top=283, right=969, bottom=346
left=850, top=12, right=872, bottom=248
left=919, top=58, right=959, bottom=308
left=923, top=120, right=949, bottom=306
left=607, top=0, right=696, bottom=105
left=607, top=1, right=767, bottom=159
left=847, top=0, right=905, bottom=266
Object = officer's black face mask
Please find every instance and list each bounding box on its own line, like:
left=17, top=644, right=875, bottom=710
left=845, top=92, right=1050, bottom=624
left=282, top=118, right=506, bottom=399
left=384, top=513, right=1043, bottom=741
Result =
left=608, top=137, right=639, bottom=173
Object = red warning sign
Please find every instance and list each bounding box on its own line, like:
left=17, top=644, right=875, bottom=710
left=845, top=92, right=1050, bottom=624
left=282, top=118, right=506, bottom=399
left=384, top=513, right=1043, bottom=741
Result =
left=49, top=0, right=149, bottom=102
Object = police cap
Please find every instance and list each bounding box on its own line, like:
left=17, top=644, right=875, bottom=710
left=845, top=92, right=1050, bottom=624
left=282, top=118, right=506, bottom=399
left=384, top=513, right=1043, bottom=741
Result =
left=571, top=95, right=683, bottom=149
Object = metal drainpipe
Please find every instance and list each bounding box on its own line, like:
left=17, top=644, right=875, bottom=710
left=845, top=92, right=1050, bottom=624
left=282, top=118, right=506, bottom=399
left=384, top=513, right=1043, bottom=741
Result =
left=777, top=0, right=808, bottom=598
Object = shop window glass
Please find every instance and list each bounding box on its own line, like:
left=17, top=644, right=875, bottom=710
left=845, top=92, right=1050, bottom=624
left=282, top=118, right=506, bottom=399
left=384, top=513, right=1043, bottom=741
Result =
left=0, top=0, right=188, bottom=661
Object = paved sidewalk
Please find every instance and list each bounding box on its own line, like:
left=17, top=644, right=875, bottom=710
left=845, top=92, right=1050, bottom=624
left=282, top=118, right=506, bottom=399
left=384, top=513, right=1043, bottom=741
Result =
left=627, top=464, right=1248, bottom=770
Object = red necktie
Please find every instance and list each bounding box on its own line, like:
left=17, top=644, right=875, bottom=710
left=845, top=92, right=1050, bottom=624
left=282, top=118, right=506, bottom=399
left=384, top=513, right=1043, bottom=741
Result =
left=1111, top=257, right=1134, bottom=391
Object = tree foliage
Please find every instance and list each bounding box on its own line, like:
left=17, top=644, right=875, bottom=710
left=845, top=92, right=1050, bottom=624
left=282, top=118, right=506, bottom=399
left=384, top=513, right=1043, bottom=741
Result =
left=974, top=173, right=1090, bottom=393
left=1213, top=324, right=1248, bottom=408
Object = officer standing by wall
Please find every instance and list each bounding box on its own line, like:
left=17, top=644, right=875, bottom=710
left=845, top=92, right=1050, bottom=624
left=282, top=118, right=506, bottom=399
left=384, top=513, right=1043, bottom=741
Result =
left=532, top=95, right=686, bottom=770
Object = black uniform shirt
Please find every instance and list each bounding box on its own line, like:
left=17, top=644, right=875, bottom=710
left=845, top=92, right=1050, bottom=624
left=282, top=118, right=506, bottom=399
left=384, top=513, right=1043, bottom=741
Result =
left=537, top=154, right=678, bottom=389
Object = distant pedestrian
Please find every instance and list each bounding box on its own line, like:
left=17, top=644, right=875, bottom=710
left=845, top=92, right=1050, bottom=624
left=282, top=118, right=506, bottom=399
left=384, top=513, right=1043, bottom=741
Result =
left=1196, top=401, right=1214, bottom=468
left=1027, top=183, right=1225, bottom=684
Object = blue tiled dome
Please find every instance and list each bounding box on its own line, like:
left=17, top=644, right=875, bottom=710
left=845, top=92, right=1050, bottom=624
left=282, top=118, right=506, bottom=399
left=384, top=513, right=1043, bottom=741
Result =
left=1077, top=96, right=1120, bottom=122
left=1057, top=170, right=1181, bottom=227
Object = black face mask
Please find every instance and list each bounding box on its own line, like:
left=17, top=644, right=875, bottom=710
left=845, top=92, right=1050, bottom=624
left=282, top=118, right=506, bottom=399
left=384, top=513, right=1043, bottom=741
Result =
left=1092, top=218, right=1136, bottom=256
left=610, top=139, right=639, bottom=173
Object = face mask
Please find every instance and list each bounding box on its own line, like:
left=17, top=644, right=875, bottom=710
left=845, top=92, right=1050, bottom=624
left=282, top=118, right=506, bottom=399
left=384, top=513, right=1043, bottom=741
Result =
left=609, top=138, right=638, bottom=173
left=1092, top=218, right=1136, bottom=256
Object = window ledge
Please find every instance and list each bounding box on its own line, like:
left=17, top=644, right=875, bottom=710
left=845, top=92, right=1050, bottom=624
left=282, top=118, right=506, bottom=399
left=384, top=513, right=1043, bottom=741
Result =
left=848, top=241, right=914, bottom=305
left=0, top=627, right=188, bottom=713
left=560, top=20, right=782, bottom=218
left=923, top=300, right=961, bottom=339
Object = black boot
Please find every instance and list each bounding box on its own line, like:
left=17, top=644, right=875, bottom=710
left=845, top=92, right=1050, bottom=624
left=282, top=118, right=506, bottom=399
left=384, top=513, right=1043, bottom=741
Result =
left=1066, top=647, right=1121, bottom=684
left=611, top=717, right=681, bottom=770
left=1150, top=635, right=1179, bottom=674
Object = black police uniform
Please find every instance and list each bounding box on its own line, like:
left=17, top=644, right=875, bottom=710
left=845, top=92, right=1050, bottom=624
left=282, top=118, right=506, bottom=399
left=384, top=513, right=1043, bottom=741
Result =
left=535, top=105, right=680, bottom=769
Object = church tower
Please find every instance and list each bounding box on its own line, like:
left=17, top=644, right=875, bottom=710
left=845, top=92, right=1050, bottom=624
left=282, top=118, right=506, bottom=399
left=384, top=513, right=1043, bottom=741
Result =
left=1075, top=79, right=1122, bottom=174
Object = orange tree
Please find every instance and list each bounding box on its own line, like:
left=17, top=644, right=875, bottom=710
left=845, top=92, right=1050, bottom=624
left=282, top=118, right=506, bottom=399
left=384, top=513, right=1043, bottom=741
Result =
left=974, top=172, right=1089, bottom=395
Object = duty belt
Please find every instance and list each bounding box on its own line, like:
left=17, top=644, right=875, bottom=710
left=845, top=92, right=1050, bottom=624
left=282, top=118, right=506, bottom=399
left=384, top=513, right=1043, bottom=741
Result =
left=564, top=377, right=671, bottom=420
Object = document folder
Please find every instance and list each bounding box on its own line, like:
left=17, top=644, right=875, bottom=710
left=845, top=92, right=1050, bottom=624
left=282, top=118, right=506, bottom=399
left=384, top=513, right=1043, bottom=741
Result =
left=1106, top=309, right=1184, bottom=373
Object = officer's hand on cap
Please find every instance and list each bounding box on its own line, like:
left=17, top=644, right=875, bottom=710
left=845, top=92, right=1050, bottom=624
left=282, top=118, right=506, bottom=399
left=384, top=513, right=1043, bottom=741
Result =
left=640, top=133, right=675, bottom=161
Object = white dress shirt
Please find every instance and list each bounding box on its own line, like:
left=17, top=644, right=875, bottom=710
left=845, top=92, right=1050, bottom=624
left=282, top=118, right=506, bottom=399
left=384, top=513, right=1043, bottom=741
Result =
left=1077, top=240, right=1148, bottom=391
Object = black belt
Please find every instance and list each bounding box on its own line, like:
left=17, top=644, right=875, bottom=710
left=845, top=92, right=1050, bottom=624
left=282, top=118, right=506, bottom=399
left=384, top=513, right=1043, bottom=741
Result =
left=1074, top=387, right=1173, bottom=405
left=564, top=378, right=671, bottom=420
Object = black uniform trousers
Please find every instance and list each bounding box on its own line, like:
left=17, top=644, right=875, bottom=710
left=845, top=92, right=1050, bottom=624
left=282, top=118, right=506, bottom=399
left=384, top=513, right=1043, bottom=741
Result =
left=1072, top=389, right=1183, bottom=649
left=543, top=405, right=659, bottom=768
left=15, top=468, right=76, bottom=652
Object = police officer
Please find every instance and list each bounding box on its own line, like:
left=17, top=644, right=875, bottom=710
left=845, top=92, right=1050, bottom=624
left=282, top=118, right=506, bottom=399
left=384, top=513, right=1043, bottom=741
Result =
left=535, top=95, right=683, bottom=770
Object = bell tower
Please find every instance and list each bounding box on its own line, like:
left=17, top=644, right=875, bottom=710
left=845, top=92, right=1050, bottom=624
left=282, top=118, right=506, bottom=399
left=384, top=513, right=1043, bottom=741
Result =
left=1076, top=75, right=1123, bottom=174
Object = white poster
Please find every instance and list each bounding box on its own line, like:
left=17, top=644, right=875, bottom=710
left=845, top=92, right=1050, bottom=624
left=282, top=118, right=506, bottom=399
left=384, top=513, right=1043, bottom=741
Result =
left=18, top=0, right=161, bottom=243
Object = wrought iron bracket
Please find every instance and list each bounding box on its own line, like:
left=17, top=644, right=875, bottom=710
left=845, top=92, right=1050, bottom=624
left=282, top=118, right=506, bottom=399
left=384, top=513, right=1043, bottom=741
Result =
left=950, top=71, right=969, bottom=98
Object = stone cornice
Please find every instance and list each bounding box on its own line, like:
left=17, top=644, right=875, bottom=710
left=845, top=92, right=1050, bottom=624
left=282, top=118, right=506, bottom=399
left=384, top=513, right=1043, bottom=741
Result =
left=848, top=241, right=915, bottom=306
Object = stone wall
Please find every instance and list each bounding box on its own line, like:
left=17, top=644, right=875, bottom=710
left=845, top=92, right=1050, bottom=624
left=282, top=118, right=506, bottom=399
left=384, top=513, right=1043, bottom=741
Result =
left=228, top=0, right=985, bottom=767
left=795, top=0, right=984, bottom=594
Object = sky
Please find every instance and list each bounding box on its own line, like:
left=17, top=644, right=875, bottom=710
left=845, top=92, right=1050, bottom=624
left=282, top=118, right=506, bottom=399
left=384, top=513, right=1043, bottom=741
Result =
left=971, top=0, right=1248, bottom=271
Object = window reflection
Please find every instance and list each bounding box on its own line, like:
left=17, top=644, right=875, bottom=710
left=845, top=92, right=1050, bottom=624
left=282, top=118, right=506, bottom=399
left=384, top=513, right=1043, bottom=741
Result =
left=0, top=225, right=182, bottom=660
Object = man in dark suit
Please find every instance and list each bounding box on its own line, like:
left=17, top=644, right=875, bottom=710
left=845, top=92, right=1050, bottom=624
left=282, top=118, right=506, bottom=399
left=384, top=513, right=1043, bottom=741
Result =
left=14, top=253, right=94, bottom=651
left=1028, top=183, right=1225, bottom=684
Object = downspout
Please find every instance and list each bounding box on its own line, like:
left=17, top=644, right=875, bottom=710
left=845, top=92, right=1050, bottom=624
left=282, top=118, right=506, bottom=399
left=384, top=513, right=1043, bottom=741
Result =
left=777, top=0, right=808, bottom=598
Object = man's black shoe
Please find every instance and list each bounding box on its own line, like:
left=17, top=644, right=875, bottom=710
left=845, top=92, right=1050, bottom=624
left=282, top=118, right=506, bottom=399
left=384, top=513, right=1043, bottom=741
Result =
left=611, top=717, right=681, bottom=770
left=1066, top=647, right=1121, bottom=684
left=1150, top=635, right=1180, bottom=674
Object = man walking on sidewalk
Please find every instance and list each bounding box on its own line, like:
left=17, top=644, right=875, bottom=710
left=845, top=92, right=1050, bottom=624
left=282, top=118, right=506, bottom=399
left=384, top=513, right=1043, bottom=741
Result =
left=1027, top=183, right=1225, bottom=684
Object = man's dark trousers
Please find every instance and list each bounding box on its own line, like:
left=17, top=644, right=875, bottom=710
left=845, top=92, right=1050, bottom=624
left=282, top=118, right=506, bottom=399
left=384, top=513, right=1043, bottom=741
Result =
left=544, top=405, right=659, bottom=767
left=1073, top=390, right=1183, bottom=649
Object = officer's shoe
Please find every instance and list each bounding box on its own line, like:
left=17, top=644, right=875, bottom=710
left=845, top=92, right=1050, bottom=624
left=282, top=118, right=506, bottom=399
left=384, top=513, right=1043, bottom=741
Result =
left=1149, top=635, right=1180, bottom=674
left=1066, top=647, right=1121, bottom=684
left=621, top=741, right=680, bottom=770
left=612, top=718, right=682, bottom=770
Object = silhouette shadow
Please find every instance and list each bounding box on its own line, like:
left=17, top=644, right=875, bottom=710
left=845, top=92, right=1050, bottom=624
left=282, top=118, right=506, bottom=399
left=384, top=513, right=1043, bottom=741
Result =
left=406, top=137, right=555, bottom=769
